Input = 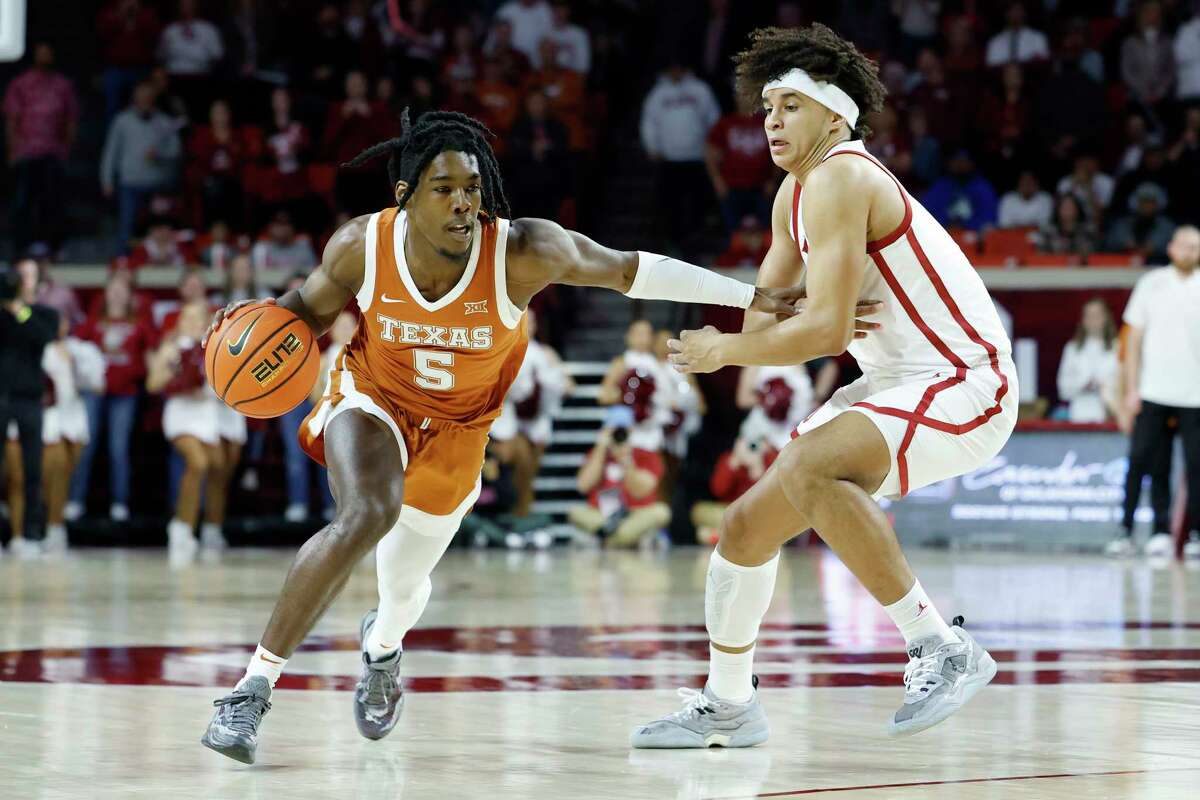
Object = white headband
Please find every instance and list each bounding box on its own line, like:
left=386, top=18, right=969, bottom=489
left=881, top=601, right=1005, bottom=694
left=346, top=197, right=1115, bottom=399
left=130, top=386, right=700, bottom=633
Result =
left=762, top=68, right=860, bottom=129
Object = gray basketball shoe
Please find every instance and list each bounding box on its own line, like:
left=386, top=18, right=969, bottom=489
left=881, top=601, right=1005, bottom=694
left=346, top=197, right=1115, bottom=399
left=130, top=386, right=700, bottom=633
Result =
left=887, top=616, right=997, bottom=737
left=630, top=677, right=769, bottom=748
left=201, top=676, right=273, bottom=764
left=354, top=608, right=404, bottom=740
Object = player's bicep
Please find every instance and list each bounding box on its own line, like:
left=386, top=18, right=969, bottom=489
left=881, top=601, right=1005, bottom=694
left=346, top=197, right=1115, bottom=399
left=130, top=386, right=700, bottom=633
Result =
left=800, top=166, right=871, bottom=346
left=297, top=217, right=368, bottom=328
left=508, top=218, right=637, bottom=295
left=744, top=180, right=805, bottom=332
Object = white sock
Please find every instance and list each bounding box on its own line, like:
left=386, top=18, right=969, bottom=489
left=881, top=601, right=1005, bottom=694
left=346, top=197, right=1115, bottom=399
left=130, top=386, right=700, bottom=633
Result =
left=708, top=644, right=755, bottom=703
left=883, top=580, right=958, bottom=651
left=704, top=549, right=779, bottom=702
left=240, top=644, right=287, bottom=689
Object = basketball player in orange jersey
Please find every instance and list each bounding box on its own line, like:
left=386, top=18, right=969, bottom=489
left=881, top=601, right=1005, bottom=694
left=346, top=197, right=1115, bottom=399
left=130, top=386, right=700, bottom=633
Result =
left=633, top=25, right=1017, bottom=748
left=197, top=110, right=877, bottom=764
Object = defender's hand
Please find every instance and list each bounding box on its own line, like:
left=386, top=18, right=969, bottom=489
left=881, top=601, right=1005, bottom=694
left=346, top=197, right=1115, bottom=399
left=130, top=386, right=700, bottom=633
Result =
left=668, top=326, right=725, bottom=374
left=850, top=300, right=884, bottom=339
left=202, top=297, right=274, bottom=348
left=750, top=285, right=803, bottom=317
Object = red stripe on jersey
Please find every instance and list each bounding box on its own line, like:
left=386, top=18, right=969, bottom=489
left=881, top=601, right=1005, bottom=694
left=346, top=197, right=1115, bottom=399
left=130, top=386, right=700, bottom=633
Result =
left=820, top=149, right=913, bottom=252
left=791, top=181, right=802, bottom=247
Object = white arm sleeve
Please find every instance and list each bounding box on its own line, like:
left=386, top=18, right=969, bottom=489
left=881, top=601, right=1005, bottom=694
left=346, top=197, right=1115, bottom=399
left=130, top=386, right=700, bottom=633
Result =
left=626, top=251, right=756, bottom=309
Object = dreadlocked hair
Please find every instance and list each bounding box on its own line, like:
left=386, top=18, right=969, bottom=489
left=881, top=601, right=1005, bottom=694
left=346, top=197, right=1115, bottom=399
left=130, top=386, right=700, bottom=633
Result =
left=342, top=108, right=511, bottom=218
left=733, top=24, right=886, bottom=139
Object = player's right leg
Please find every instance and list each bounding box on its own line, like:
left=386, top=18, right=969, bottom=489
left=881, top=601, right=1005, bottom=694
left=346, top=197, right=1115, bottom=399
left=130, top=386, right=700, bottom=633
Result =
left=201, top=409, right=405, bottom=764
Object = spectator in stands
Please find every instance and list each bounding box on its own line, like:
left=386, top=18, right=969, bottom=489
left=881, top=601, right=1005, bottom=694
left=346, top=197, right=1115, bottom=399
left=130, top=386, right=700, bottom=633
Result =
left=4, top=42, right=78, bottom=256
left=459, top=441, right=518, bottom=548
left=907, top=49, right=968, bottom=147
left=69, top=278, right=153, bottom=523
left=260, top=87, right=311, bottom=211
left=496, top=0, right=554, bottom=66
left=640, top=61, right=721, bottom=255
left=200, top=220, right=242, bottom=271
left=506, top=91, right=570, bottom=220
left=1114, top=113, right=1151, bottom=177
left=156, top=267, right=212, bottom=334
left=1057, top=298, right=1119, bottom=423
left=187, top=99, right=251, bottom=228
left=41, top=313, right=106, bottom=553
left=1114, top=225, right=1200, bottom=558
left=146, top=300, right=224, bottom=561
left=1120, top=0, right=1175, bottom=117
left=715, top=215, right=771, bottom=268
left=32, top=259, right=83, bottom=328
left=892, top=0, right=942, bottom=63
left=490, top=309, right=572, bottom=518
left=157, top=0, right=224, bottom=118
left=691, top=432, right=778, bottom=546
left=251, top=210, right=317, bottom=270
left=483, top=20, right=533, bottom=86
left=865, top=105, right=913, bottom=183
left=526, top=39, right=587, bottom=151
left=391, top=0, right=448, bottom=72
left=341, top=0, right=385, bottom=77
left=1112, top=142, right=1174, bottom=221
left=1037, top=193, right=1099, bottom=256
left=476, top=59, right=522, bottom=141
left=985, top=2, right=1050, bottom=67
left=299, top=3, right=357, bottom=98
left=442, top=24, right=482, bottom=86
left=922, top=149, right=998, bottom=232
left=736, top=365, right=816, bottom=451
left=976, top=63, right=1034, bottom=180
left=1167, top=106, right=1200, bottom=224
left=147, top=65, right=190, bottom=129
left=323, top=71, right=391, bottom=215
left=219, top=254, right=262, bottom=305
left=653, top=328, right=704, bottom=503
left=129, top=216, right=196, bottom=269
left=546, top=1, right=591, bottom=74
left=96, top=0, right=162, bottom=123
left=705, top=98, right=774, bottom=233
left=906, top=106, right=941, bottom=191
left=1106, top=183, right=1175, bottom=262
left=942, top=14, right=983, bottom=79
left=1035, top=19, right=1106, bottom=159
left=1176, top=2, right=1200, bottom=104
left=100, top=82, right=183, bottom=254
left=1057, top=153, right=1114, bottom=225
left=999, top=170, right=1053, bottom=228
left=569, top=426, right=669, bottom=549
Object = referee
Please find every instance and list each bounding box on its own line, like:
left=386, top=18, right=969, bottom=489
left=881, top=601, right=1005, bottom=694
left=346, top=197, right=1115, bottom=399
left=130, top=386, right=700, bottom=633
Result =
left=1120, top=225, right=1200, bottom=558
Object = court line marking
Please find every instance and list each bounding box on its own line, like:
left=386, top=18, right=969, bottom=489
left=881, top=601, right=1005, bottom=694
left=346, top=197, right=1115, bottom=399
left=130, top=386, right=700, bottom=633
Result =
left=702, top=767, right=1200, bottom=799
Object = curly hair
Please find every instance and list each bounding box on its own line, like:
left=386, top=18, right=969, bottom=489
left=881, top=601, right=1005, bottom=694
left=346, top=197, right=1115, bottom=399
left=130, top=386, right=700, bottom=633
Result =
left=733, top=24, right=886, bottom=139
left=342, top=108, right=511, bottom=218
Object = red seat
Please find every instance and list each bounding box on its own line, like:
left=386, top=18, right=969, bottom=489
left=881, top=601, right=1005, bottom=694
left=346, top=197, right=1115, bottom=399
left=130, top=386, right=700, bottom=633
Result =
left=948, top=227, right=980, bottom=260
left=1086, top=252, right=1139, bottom=268
left=982, top=227, right=1036, bottom=264
left=1023, top=253, right=1078, bottom=267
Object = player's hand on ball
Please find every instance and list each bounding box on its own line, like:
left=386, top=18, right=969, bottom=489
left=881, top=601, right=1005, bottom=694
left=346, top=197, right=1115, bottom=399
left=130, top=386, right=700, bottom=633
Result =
left=668, top=326, right=724, bottom=374
left=202, top=297, right=275, bottom=348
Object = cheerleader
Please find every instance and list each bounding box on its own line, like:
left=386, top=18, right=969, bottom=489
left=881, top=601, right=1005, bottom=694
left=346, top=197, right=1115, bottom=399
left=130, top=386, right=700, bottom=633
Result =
left=146, top=301, right=225, bottom=561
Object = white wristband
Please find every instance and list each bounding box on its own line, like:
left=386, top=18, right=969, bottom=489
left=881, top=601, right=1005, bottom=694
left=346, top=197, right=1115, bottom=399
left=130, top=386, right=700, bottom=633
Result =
left=626, top=251, right=756, bottom=309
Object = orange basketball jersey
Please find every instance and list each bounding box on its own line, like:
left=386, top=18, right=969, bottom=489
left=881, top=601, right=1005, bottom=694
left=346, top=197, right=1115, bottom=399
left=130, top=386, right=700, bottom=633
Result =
left=343, top=207, right=527, bottom=425
left=299, top=209, right=528, bottom=517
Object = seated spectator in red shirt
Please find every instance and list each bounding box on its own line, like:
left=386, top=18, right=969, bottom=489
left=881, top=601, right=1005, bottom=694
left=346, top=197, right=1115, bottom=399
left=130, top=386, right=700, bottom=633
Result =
left=568, top=426, right=669, bottom=549
left=259, top=87, right=311, bottom=208
left=251, top=210, right=318, bottom=271
left=691, top=432, right=779, bottom=545
left=715, top=215, right=771, bottom=268
left=324, top=71, right=392, bottom=215
left=128, top=216, right=198, bottom=269
left=442, top=24, right=482, bottom=86
left=476, top=59, right=522, bottom=147
left=187, top=99, right=256, bottom=228
left=705, top=99, right=774, bottom=233
left=96, top=0, right=161, bottom=123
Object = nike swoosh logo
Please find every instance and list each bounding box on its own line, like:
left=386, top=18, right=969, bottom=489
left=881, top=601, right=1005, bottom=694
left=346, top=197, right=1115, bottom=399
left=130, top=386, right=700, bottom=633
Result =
left=258, top=654, right=284, bottom=665
left=226, top=317, right=260, bottom=357
left=380, top=294, right=407, bottom=303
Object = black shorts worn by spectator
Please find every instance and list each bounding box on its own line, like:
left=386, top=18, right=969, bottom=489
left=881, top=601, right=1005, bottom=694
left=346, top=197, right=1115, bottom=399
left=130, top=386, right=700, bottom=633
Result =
left=0, top=284, right=60, bottom=540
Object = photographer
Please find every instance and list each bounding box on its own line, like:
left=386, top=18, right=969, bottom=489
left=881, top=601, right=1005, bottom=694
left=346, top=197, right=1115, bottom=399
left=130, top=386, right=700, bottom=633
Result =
left=568, top=426, right=669, bottom=548
left=0, top=263, right=59, bottom=552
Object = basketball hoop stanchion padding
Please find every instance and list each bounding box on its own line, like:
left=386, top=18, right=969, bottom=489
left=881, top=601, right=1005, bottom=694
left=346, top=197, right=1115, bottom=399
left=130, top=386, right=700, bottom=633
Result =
left=0, top=0, right=26, bottom=62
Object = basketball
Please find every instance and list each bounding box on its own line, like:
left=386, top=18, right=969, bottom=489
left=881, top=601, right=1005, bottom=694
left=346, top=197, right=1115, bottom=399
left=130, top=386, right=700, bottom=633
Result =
left=205, top=303, right=319, bottom=419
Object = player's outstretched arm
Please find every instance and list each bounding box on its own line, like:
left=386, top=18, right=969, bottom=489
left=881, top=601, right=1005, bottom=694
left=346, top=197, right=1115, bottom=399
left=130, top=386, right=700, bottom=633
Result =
left=202, top=215, right=369, bottom=346
left=504, top=217, right=801, bottom=317
left=667, top=158, right=880, bottom=373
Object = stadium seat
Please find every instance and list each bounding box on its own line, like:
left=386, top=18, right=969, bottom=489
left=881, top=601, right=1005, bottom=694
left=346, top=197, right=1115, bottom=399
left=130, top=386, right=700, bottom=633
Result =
left=1023, top=253, right=1078, bottom=267
left=947, top=227, right=980, bottom=259
left=1086, top=252, right=1138, bottom=268
left=982, top=227, right=1036, bottom=265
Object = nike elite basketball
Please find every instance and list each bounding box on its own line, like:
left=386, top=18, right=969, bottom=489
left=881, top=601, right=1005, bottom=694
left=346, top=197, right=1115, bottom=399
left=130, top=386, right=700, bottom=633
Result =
left=206, top=303, right=319, bottom=419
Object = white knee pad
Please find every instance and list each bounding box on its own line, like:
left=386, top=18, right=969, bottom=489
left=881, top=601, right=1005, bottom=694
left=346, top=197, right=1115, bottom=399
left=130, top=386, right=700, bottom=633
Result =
left=705, top=549, right=780, bottom=649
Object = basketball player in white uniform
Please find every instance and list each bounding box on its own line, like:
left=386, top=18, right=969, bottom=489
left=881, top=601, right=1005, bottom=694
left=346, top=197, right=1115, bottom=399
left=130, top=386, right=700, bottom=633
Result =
left=634, top=25, right=1017, bottom=747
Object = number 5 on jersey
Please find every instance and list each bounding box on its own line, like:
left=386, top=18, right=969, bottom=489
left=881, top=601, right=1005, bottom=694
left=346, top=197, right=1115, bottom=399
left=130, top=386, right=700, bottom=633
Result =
left=415, top=349, right=455, bottom=390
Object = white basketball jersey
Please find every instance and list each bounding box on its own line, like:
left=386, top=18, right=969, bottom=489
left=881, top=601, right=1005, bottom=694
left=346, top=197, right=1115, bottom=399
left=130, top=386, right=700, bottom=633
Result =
left=788, top=140, right=1011, bottom=380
